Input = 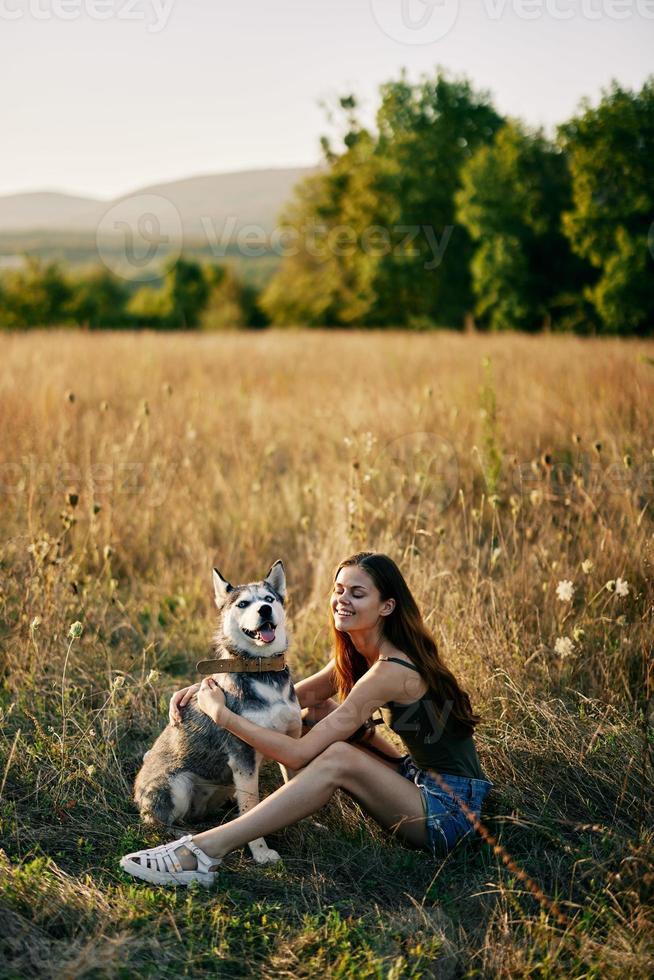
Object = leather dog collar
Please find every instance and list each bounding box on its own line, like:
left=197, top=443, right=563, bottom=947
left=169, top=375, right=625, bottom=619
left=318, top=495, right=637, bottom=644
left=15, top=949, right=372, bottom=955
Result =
left=196, top=653, right=287, bottom=674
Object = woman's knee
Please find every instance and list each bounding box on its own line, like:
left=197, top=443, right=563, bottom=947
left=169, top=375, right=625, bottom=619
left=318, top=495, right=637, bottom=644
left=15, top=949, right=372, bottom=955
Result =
left=312, top=740, right=358, bottom=778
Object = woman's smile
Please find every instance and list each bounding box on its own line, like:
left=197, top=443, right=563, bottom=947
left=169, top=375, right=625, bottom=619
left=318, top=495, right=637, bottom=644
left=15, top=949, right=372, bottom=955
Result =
left=331, top=564, right=385, bottom=629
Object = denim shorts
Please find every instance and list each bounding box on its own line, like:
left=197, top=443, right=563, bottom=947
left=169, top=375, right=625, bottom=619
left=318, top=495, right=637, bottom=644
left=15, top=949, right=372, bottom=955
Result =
left=398, top=754, right=493, bottom=857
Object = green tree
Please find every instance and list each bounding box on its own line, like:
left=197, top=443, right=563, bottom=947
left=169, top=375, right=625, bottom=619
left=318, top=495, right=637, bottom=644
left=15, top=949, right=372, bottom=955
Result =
left=126, top=283, right=171, bottom=327
left=68, top=268, right=130, bottom=328
left=558, top=77, right=654, bottom=335
left=370, top=70, right=504, bottom=327
left=456, top=120, right=590, bottom=331
left=0, top=257, right=72, bottom=328
left=468, top=234, right=532, bottom=331
left=200, top=265, right=267, bottom=329
left=261, top=127, right=383, bottom=326
left=162, top=258, right=210, bottom=328
left=262, top=69, right=504, bottom=328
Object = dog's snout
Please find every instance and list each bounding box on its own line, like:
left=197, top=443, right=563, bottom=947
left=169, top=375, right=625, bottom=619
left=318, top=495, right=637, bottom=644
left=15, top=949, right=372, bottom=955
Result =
left=258, top=604, right=273, bottom=620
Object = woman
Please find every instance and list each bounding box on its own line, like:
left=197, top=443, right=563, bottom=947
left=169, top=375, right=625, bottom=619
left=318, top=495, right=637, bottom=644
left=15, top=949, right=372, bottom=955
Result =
left=120, top=552, right=493, bottom=885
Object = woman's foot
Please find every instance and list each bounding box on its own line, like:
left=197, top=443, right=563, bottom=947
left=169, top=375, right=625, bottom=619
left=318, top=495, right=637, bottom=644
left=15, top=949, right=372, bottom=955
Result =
left=120, top=834, right=222, bottom=887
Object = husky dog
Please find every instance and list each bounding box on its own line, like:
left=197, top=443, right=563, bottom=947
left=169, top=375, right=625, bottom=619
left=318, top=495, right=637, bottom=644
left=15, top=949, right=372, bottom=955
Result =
left=133, top=560, right=302, bottom=864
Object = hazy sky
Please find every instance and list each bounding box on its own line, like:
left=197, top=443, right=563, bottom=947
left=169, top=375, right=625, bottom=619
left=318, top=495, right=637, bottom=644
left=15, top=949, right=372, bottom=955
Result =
left=1, top=0, right=652, bottom=199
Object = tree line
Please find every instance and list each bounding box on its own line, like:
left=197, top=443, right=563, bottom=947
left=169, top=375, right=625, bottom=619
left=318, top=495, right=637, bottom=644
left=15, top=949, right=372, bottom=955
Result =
left=1, top=69, right=652, bottom=334
left=261, top=70, right=654, bottom=335
left=0, top=258, right=266, bottom=330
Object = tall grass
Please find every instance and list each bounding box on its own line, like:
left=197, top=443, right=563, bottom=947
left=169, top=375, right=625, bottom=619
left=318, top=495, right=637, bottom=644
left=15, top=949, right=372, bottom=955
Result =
left=0, top=329, right=652, bottom=978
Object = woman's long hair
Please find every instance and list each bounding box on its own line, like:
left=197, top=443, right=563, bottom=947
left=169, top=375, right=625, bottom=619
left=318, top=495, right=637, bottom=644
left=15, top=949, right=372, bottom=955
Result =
left=331, top=552, right=481, bottom=735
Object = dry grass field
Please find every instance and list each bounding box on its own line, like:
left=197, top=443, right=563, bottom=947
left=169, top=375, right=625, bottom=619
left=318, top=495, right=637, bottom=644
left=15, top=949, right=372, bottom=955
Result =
left=0, top=328, right=653, bottom=978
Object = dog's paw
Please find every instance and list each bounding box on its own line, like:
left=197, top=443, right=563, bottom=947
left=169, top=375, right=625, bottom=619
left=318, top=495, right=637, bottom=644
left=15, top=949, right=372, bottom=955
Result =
left=251, top=847, right=281, bottom=865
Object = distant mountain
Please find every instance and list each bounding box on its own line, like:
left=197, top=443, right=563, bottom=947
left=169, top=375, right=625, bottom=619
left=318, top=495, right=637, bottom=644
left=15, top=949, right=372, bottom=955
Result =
left=0, top=166, right=318, bottom=239
left=0, top=191, right=104, bottom=232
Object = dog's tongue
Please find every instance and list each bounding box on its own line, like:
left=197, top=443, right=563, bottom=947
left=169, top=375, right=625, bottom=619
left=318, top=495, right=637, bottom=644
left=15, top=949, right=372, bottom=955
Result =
left=258, top=625, right=276, bottom=643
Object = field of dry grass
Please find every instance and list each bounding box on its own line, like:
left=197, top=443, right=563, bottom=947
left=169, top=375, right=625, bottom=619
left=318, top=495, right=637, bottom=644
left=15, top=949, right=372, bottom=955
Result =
left=1, top=328, right=653, bottom=978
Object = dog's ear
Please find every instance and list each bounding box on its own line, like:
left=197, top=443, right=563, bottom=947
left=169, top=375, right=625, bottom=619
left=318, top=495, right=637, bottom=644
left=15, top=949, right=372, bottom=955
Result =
left=212, top=567, right=234, bottom=606
left=264, top=560, right=286, bottom=602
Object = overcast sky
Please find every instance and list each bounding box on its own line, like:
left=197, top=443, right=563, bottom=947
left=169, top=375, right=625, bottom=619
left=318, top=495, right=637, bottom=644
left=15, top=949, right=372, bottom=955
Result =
left=1, top=0, right=652, bottom=199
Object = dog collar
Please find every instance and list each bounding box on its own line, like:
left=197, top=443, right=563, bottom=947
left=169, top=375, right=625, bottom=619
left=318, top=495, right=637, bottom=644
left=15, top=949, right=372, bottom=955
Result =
left=196, top=653, right=287, bottom=674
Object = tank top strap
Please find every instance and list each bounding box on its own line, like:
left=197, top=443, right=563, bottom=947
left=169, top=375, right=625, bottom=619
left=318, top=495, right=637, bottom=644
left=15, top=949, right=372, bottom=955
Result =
left=378, top=656, right=422, bottom=674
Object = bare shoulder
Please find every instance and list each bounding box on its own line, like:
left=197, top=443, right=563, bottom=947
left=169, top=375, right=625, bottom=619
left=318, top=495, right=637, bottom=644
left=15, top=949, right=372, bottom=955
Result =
left=372, top=650, right=428, bottom=702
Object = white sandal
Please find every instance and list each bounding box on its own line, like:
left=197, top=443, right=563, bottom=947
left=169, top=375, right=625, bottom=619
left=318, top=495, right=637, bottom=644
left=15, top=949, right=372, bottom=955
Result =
left=119, top=834, right=221, bottom=887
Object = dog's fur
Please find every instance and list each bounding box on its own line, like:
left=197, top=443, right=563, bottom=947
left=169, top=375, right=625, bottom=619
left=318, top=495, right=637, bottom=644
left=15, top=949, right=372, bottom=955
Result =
left=133, top=561, right=302, bottom=864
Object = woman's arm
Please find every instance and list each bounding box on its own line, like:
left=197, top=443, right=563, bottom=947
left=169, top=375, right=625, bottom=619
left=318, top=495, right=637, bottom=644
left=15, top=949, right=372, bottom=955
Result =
left=355, top=723, right=405, bottom=760
left=197, top=662, right=398, bottom=770
left=293, top=658, right=337, bottom=709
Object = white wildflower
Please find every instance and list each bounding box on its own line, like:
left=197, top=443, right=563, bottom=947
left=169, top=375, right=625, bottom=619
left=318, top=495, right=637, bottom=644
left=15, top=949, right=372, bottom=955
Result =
left=554, top=636, right=575, bottom=659
left=556, top=580, right=575, bottom=603
left=615, top=577, right=630, bottom=597
left=146, top=669, right=160, bottom=684
left=68, top=621, right=83, bottom=638
left=581, top=559, right=593, bottom=575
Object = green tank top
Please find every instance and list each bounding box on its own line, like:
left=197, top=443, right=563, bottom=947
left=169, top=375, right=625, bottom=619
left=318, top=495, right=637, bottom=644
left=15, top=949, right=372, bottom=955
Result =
left=378, top=657, right=487, bottom=780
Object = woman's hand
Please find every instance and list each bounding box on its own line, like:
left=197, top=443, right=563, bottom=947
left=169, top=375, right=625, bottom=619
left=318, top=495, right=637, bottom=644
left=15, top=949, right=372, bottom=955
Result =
left=169, top=682, right=200, bottom=726
left=197, top=676, right=227, bottom=726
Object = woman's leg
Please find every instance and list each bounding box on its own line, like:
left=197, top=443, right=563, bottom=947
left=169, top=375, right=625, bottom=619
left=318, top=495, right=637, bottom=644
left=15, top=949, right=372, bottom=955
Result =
left=159, top=741, right=428, bottom=871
